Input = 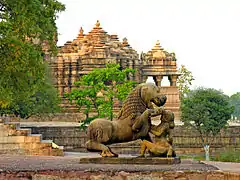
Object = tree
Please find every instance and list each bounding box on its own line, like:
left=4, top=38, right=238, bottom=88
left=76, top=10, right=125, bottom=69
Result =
left=67, top=64, right=136, bottom=129
left=177, top=65, right=194, bottom=98
left=0, top=0, right=65, bottom=117
left=230, top=92, right=240, bottom=121
left=0, top=72, right=60, bottom=118
left=181, top=88, right=233, bottom=160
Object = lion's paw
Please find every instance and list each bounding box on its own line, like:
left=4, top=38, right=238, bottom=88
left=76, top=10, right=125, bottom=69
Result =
left=101, top=150, right=118, bottom=157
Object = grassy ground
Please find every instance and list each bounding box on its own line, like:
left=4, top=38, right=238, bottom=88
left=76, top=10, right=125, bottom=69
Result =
left=179, top=149, right=240, bottom=162
left=212, top=149, right=240, bottom=162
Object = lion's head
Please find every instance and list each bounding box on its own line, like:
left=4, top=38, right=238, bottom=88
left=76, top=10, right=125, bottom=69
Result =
left=117, top=83, right=166, bottom=121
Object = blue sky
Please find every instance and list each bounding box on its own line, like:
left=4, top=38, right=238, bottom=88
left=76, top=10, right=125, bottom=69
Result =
left=56, top=0, right=240, bottom=95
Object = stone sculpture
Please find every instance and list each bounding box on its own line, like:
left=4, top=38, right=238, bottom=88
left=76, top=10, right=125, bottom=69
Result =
left=139, top=110, right=176, bottom=157
left=86, top=83, right=167, bottom=157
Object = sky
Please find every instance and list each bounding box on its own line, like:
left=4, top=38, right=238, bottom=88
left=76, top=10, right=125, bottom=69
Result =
left=56, top=0, right=240, bottom=96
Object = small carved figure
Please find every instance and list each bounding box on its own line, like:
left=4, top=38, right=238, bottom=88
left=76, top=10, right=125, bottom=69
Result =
left=86, top=83, right=167, bottom=157
left=139, top=110, right=176, bottom=157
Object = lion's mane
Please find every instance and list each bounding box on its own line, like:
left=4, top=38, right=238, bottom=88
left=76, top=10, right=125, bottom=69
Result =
left=117, top=85, right=147, bottom=122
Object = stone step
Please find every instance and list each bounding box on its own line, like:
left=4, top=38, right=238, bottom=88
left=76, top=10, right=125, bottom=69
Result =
left=0, top=143, right=64, bottom=156
left=7, top=128, right=32, bottom=136
left=0, top=120, right=64, bottom=156
left=30, top=134, right=42, bottom=141
left=41, top=140, right=53, bottom=144
left=0, top=135, right=42, bottom=143
left=0, top=136, right=25, bottom=143
left=3, top=122, right=21, bottom=130
left=0, top=142, right=51, bottom=150
left=19, top=128, right=32, bottom=135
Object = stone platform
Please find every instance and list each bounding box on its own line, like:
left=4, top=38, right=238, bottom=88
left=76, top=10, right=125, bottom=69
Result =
left=0, top=153, right=240, bottom=179
left=79, top=157, right=181, bottom=164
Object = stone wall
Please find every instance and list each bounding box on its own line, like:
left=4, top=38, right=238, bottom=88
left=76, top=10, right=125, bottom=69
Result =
left=1, top=170, right=240, bottom=180
left=25, top=125, right=240, bottom=155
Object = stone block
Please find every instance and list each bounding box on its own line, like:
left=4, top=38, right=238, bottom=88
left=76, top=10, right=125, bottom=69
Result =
left=20, top=142, right=52, bottom=150
left=0, top=143, right=20, bottom=150
left=15, top=128, right=31, bottom=136
left=206, top=172, right=224, bottom=180
left=79, top=157, right=181, bottom=165
left=50, top=148, right=64, bottom=156
left=24, top=135, right=41, bottom=143
left=0, top=136, right=25, bottom=143
left=0, top=128, right=8, bottom=137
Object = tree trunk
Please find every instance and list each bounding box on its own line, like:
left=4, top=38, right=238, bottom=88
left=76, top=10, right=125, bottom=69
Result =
left=110, top=97, right=113, bottom=121
left=203, top=145, right=210, bottom=161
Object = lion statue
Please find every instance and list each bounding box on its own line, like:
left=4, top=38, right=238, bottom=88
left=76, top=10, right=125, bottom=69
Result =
left=86, top=83, right=167, bottom=157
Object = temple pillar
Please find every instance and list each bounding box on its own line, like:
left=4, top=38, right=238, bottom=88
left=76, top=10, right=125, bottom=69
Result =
left=67, top=58, right=72, bottom=93
left=155, top=76, right=163, bottom=87
left=71, top=61, right=77, bottom=86
left=57, top=55, right=64, bottom=97
left=128, top=60, right=134, bottom=81
left=169, top=75, right=178, bottom=86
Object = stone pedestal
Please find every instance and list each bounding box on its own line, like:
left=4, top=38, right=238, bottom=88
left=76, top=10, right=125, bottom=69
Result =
left=79, top=157, right=181, bottom=164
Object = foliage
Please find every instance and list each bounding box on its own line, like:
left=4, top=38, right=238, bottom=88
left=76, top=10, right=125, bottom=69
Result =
left=229, top=92, right=240, bottom=120
left=212, top=149, right=240, bottom=162
left=177, top=65, right=194, bottom=98
left=67, top=64, right=136, bottom=125
left=0, top=0, right=65, bottom=117
left=181, top=88, right=233, bottom=147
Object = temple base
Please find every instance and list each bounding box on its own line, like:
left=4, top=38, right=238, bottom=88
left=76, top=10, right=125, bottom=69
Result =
left=79, top=157, right=181, bottom=164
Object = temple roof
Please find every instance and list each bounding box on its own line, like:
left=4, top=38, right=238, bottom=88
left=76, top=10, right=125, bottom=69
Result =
left=58, top=20, right=138, bottom=59
left=145, top=41, right=176, bottom=61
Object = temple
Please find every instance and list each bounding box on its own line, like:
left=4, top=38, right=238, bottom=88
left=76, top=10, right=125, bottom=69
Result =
left=141, top=41, right=180, bottom=120
left=48, top=20, right=180, bottom=120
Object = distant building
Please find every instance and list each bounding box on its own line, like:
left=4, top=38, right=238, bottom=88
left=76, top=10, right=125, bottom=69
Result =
left=47, top=21, right=180, bottom=120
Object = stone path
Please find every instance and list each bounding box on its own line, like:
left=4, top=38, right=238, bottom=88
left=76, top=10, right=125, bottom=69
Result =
left=0, top=153, right=239, bottom=180
left=0, top=152, right=221, bottom=173
left=202, top=161, right=240, bottom=173
left=0, top=152, right=239, bottom=173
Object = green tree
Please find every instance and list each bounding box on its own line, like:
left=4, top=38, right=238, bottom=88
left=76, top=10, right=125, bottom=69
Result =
left=177, top=65, right=194, bottom=98
left=181, top=88, right=233, bottom=160
left=67, top=64, right=136, bottom=129
left=0, top=0, right=65, bottom=117
left=230, top=92, right=240, bottom=121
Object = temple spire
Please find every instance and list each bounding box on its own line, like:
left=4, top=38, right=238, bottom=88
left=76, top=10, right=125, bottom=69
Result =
left=122, top=37, right=130, bottom=47
left=95, top=20, right=100, bottom=27
left=79, top=27, right=84, bottom=35
left=152, top=40, right=163, bottom=50
left=77, top=27, right=84, bottom=40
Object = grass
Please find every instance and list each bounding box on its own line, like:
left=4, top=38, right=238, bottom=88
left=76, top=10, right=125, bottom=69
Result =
left=212, top=149, right=240, bottom=163
left=179, top=149, right=240, bottom=163
left=179, top=154, right=206, bottom=161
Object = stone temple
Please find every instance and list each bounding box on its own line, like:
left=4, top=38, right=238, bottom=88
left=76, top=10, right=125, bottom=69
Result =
left=47, top=20, right=180, bottom=120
